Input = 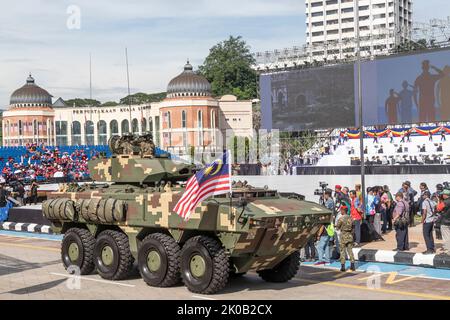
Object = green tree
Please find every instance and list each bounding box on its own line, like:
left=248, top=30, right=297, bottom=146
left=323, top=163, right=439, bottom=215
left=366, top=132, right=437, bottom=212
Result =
left=279, top=131, right=318, bottom=171
left=65, top=98, right=101, bottom=108
left=120, top=92, right=166, bottom=105
left=199, top=36, right=257, bottom=100
left=102, top=101, right=119, bottom=107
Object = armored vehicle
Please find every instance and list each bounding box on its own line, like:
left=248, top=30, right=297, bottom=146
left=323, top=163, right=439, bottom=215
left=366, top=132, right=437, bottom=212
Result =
left=43, top=134, right=332, bottom=294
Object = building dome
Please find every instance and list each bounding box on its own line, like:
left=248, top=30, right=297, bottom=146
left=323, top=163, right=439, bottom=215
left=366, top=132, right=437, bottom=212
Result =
left=10, top=74, right=53, bottom=106
left=167, top=61, right=211, bottom=98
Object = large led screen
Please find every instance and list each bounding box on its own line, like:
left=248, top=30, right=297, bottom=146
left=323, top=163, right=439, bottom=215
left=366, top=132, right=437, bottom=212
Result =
left=261, top=64, right=356, bottom=131
left=357, top=48, right=450, bottom=126
left=261, top=48, right=450, bottom=131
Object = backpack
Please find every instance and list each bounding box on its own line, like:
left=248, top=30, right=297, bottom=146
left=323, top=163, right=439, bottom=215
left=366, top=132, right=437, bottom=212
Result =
left=395, top=201, right=409, bottom=229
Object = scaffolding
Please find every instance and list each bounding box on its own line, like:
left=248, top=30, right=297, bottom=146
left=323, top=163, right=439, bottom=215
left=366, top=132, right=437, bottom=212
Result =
left=254, top=17, right=450, bottom=71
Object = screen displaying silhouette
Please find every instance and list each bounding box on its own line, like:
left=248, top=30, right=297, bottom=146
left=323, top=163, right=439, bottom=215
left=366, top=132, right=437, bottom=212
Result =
left=357, top=48, right=450, bottom=126
left=261, top=48, right=450, bottom=131
left=260, top=64, right=356, bottom=131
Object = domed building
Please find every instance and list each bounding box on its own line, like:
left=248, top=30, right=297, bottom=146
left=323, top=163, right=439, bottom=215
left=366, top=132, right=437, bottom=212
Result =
left=159, top=61, right=221, bottom=154
left=166, top=61, right=212, bottom=98
left=3, top=65, right=253, bottom=150
left=3, top=74, right=56, bottom=146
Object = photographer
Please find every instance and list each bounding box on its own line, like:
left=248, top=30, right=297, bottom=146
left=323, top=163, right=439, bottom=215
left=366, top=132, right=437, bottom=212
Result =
left=323, top=189, right=335, bottom=212
left=393, top=192, right=410, bottom=251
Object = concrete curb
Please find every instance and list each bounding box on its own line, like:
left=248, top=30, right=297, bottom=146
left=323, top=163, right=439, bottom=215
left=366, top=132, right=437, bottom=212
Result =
left=353, top=248, right=450, bottom=269
left=0, top=222, right=53, bottom=234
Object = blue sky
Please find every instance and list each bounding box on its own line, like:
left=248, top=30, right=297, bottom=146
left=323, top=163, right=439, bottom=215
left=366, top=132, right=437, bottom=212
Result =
left=0, top=0, right=447, bottom=107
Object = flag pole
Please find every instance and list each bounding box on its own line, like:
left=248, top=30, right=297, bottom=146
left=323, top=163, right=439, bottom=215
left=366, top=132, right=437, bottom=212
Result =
left=228, top=149, right=233, bottom=215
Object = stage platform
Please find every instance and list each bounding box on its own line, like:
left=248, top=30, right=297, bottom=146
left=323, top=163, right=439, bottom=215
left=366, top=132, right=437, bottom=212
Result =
left=293, top=164, right=450, bottom=175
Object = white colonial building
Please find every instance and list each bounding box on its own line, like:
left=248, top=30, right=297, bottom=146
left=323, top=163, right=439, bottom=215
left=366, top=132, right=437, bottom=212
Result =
left=3, top=62, right=254, bottom=155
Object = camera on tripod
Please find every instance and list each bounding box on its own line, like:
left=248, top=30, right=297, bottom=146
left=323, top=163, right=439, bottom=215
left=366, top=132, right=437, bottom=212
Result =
left=314, top=182, right=328, bottom=196
left=315, top=182, right=331, bottom=206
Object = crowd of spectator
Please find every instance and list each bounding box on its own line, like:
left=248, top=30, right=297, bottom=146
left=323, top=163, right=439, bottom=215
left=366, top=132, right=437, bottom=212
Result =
left=0, top=143, right=100, bottom=185
left=301, top=181, right=450, bottom=264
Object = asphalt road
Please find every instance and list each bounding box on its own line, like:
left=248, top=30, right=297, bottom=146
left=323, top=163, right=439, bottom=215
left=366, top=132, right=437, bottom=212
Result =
left=0, top=231, right=449, bottom=300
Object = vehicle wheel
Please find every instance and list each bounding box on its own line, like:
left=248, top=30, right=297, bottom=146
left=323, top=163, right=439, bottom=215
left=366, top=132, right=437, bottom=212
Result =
left=257, top=251, right=300, bottom=283
left=94, top=230, right=134, bottom=280
left=138, top=233, right=181, bottom=287
left=61, top=228, right=95, bottom=275
left=180, top=236, right=229, bottom=294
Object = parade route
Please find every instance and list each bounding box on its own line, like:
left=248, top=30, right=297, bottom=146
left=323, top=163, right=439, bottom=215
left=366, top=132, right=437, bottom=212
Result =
left=0, top=232, right=449, bottom=300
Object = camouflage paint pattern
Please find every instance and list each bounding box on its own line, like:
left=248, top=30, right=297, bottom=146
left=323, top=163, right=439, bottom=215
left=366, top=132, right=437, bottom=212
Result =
left=44, top=155, right=332, bottom=273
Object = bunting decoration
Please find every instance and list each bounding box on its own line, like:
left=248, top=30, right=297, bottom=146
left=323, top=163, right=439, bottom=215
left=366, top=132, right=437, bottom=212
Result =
left=340, top=126, right=450, bottom=140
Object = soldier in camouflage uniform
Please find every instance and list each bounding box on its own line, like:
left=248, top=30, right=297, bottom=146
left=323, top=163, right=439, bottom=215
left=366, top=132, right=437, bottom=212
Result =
left=335, top=206, right=356, bottom=272
left=137, top=133, right=156, bottom=158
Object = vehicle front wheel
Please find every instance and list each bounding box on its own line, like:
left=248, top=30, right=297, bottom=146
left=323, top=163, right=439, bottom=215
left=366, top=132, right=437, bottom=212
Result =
left=61, top=228, right=95, bottom=275
left=180, top=236, right=229, bottom=294
left=257, top=251, right=300, bottom=283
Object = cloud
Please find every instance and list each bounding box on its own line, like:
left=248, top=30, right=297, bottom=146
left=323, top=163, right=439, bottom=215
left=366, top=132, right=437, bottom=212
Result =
left=0, top=1, right=304, bottom=106
left=0, top=0, right=448, bottom=107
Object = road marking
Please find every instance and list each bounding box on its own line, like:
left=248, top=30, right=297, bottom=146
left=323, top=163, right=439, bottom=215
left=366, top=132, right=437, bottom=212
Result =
left=304, top=263, right=450, bottom=282
left=307, top=270, right=338, bottom=275
left=0, top=241, right=59, bottom=252
left=385, top=272, right=419, bottom=285
left=192, top=295, right=217, bottom=300
left=49, top=273, right=136, bottom=288
left=292, top=278, right=450, bottom=300
left=357, top=271, right=438, bottom=283
left=358, top=272, right=419, bottom=284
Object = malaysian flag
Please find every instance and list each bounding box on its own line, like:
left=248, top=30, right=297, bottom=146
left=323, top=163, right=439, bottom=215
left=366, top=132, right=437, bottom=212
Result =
left=174, top=152, right=231, bottom=221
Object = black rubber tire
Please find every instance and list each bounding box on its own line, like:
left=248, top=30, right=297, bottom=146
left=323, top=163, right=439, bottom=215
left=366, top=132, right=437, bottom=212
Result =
left=138, top=233, right=181, bottom=287
left=180, top=236, right=229, bottom=295
left=61, top=228, right=95, bottom=275
left=94, top=230, right=134, bottom=280
left=257, top=251, right=300, bottom=283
